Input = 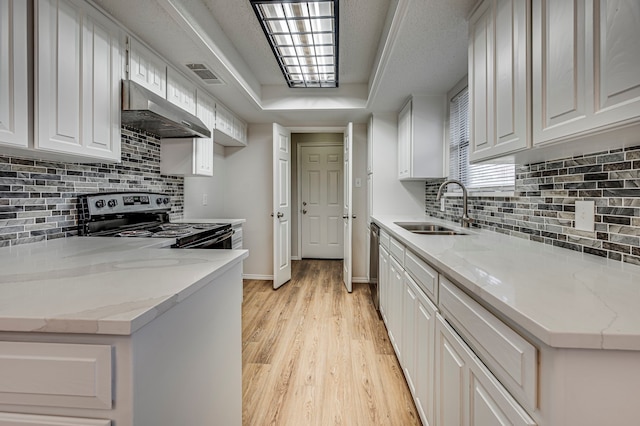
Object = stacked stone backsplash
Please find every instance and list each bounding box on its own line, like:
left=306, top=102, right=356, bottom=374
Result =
left=425, top=144, right=640, bottom=266
left=0, top=126, right=183, bottom=248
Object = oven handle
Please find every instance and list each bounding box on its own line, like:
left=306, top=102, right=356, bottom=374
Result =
left=177, top=229, right=234, bottom=249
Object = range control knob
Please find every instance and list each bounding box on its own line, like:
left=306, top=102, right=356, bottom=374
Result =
left=107, top=199, right=118, bottom=208
left=95, top=199, right=105, bottom=208
left=156, top=197, right=163, bottom=205
left=163, top=197, right=170, bottom=204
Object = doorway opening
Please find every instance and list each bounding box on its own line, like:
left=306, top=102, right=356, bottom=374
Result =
left=293, top=135, right=344, bottom=260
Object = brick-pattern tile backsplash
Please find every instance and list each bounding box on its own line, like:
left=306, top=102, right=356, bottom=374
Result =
left=425, top=145, right=640, bottom=266
left=0, top=127, right=184, bottom=248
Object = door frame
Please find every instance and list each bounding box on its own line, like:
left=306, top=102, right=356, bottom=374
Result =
left=296, top=141, right=344, bottom=259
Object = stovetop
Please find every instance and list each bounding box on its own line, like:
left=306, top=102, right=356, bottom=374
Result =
left=77, top=192, right=231, bottom=245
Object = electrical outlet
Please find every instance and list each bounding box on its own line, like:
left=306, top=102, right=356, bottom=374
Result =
left=202, top=193, right=208, bottom=206
left=440, top=198, right=446, bottom=212
left=575, top=200, right=594, bottom=231
left=355, top=178, right=362, bottom=188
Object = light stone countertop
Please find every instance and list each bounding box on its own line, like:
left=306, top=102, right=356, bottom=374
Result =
left=373, top=215, right=640, bottom=351
left=0, top=237, right=248, bottom=336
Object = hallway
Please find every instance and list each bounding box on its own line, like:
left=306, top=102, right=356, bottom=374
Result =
left=242, top=259, right=421, bottom=425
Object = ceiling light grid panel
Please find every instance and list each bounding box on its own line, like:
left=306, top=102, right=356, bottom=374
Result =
left=250, top=0, right=339, bottom=88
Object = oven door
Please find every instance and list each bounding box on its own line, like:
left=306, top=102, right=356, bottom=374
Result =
left=174, top=229, right=234, bottom=249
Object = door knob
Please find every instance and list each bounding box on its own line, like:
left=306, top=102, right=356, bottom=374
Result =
left=352, top=214, right=357, bottom=219
left=302, top=209, right=307, bottom=214
left=343, top=215, right=348, bottom=219
left=302, top=201, right=307, bottom=206
left=277, top=212, right=284, bottom=218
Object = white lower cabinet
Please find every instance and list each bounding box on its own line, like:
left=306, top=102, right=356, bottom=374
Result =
left=0, top=412, right=110, bottom=426
left=435, top=315, right=536, bottom=426
left=377, top=229, right=536, bottom=426
left=378, top=245, right=389, bottom=324
left=387, top=256, right=404, bottom=360
left=403, top=272, right=437, bottom=426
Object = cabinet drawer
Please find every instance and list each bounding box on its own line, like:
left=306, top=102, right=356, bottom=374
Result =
left=0, top=412, right=110, bottom=426
left=380, top=229, right=390, bottom=250
left=439, top=278, right=537, bottom=409
left=0, top=341, right=112, bottom=409
left=405, top=250, right=438, bottom=303
left=389, top=237, right=405, bottom=264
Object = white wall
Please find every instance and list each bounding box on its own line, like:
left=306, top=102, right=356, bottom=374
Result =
left=184, top=144, right=226, bottom=219
left=223, top=124, right=273, bottom=278
left=370, top=113, right=425, bottom=217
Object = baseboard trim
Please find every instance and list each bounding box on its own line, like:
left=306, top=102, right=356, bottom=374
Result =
left=291, top=256, right=301, bottom=261
left=352, top=277, right=370, bottom=284
left=243, top=274, right=273, bottom=280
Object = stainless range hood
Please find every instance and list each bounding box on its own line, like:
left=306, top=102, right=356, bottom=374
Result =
left=121, top=80, right=211, bottom=139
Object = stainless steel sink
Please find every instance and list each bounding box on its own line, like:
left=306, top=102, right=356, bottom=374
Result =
left=394, top=222, right=467, bottom=235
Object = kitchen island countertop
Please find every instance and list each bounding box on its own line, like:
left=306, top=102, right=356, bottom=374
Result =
left=373, top=215, right=640, bottom=351
left=0, top=237, right=248, bottom=335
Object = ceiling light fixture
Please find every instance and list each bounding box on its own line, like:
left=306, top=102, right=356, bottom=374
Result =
left=250, top=0, right=339, bottom=88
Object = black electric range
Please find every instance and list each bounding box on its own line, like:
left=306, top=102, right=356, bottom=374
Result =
left=77, top=192, right=233, bottom=249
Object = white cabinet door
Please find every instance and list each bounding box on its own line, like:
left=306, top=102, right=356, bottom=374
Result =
left=469, top=0, right=530, bottom=162
left=397, top=96, right=445, bottom=179
left=435, top=315, right=537, bottom=426
left=435, top=315, right=468, bottom=426
left=378, top=245, right=389, bottom=324
left=0, top=0, right=29, bottom=148
left=414, top=281, right=437, bottom=426
left=36, top=0, right=121, bottom=162
left=195, top=91, right=216, bottom=176
left=533, top=0, right=640, bottom=145
left=388, top=256, right=404, bottom=360
left=402, top=272, right=418, bottom=395
left=128, top=38, right=166, bottom=98
left=167, top=67, right=196, bottom=115
left=213, top=103, right=247, bottom=146
left=397, top=100, right=411, bottom=179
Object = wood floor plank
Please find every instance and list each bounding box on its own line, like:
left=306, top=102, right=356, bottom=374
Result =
left=242, top=259, right=421, bottom=426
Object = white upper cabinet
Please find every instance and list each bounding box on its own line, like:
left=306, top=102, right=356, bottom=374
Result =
left=127, top=38, right=166, bottom=98
left=167, top=67, right=197, bottom=115
left=0, top=0, right=29, bottom=149
left=214, top=102, right=247, bottom=146
left=532, top=0, right=640, bottom=145
left=469, top=0, right=530, bottom=162
left=397, top=95, right=445, bottom=180
left=35, top=0, right=122, bottom=162
left=160, top=90, right=215, bottom=176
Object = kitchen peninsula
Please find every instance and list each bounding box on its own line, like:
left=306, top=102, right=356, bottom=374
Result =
left=0, top=237, right=247, bottom=426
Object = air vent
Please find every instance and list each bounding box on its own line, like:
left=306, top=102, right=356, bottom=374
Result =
left=186, top=63, right=224, bottom=85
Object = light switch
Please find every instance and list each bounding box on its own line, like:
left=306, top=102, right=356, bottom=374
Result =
left=355, top=178, right=362, bottom=187
left=575, top=200, right=595, bottom=232
left=202, top=193, right=208, bottom=206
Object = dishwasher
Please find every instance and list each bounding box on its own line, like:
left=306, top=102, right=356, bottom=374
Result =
left=369, top=223, right=380, bottom=315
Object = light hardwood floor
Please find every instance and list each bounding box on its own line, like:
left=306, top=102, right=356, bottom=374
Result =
left=242, top=259, right=421, bottom=426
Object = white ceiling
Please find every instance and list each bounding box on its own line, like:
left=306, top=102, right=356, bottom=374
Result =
left=92, top=0, right=475, bottom=126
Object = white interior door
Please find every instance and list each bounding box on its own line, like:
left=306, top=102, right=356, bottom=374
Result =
left=300, top=144, right=344, bottom=258
left=342, top=122, right=353, bottom=292
left=273, top=123, right=292, bottom=289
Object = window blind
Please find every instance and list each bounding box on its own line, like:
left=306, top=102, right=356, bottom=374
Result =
left=448, top=87, right=514, bottom=191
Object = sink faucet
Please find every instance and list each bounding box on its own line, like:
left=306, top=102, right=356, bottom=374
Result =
left=436, top=179, right=473, bottom=228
